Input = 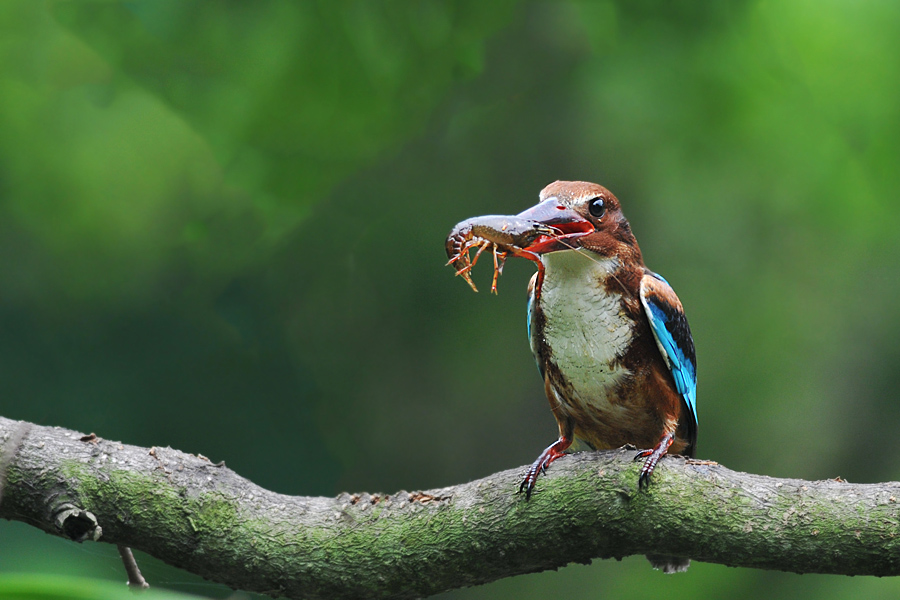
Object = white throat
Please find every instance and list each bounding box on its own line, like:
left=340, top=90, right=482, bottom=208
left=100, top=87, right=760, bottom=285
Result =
left=537, top=250, right=633, bottom=400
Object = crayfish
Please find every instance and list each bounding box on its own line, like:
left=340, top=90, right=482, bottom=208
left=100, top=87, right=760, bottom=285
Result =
left=445, top=215, right=559, bottom=293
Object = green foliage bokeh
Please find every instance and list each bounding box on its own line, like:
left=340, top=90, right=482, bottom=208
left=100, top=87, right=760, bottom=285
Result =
left=2, top=1, right=900, bottom=599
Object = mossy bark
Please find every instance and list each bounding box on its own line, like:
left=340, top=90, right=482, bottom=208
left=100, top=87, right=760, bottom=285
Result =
left=1, top=416, right=900, bottom=599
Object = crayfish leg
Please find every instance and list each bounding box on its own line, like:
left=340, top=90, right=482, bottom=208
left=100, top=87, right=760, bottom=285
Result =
left=470, top=240, right=491, bottom=270
left=457, top=240, right=492, bottom=294
left=454, top=260, right=478, bottom=292
left=496, top=250, right=509, bottom=275
left=490, top=245, right=503, bottom=294
left=459, top=272, right=478, bottom=292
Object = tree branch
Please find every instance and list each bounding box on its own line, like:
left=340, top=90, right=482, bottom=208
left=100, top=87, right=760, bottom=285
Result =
left=117, top=545, right=150, bottom=589
left=1, top=416, right=899, bottom=599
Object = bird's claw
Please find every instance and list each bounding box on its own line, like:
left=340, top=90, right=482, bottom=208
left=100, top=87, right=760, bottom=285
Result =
left=634, top=432, right=675, bottom=490
left=518, top=437, right=572, bottom=500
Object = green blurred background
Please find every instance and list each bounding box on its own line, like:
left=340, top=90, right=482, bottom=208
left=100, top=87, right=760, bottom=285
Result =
left=2, top=1, right=900, bottom=598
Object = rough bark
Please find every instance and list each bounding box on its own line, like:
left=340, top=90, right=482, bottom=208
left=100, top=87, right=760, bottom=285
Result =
left=1, top=416, right=899, bottom=600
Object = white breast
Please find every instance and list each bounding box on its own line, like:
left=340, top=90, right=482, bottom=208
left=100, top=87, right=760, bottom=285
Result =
left=536, top=250, right=633, bottom=407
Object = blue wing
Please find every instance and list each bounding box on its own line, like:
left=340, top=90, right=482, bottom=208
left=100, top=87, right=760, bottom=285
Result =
left=526, top=272, right=544, bottom=377
left=640, top=270, right=698, bottom=454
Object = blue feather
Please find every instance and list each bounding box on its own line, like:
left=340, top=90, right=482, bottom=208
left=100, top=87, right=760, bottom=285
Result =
left=645, top=302, right=697, bottom=419
left=640, top=273, right=698, bottom=439
left=526, top=285, right=544, bottom=377
left=527, top=290, right=533, bottom=342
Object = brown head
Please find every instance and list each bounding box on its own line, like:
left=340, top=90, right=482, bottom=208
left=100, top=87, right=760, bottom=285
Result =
left=516, top=180, right=642, bottom=263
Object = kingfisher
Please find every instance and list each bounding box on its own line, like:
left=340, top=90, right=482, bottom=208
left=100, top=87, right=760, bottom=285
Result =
left=447, top=181, right=697, bottom=573
left=514, top=181, right=698, bottom=571
left=445, top=181, right=698, bottom=572
left=512, top=179, right=697, bottom=489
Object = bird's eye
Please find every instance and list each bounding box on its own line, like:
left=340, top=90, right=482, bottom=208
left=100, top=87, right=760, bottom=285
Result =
left=588, top=197, right=606, bottom=218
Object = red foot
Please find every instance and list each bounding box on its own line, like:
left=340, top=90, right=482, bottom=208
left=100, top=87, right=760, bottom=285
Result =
left=634, top=432, right=674, bottom=489
left=519, top=437, right=572, bottom=499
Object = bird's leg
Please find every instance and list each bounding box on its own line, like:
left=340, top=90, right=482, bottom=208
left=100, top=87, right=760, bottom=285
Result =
left=635, top=431, right=674, bottom=489
left=518, top=435, right=572, bottom=500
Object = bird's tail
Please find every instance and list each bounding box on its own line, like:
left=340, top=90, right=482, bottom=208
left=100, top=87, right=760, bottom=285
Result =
left=645, top=554, right=690, bottom=574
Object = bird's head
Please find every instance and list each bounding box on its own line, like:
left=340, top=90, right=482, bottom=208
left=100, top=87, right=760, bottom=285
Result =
left=516, top=180, right=640, bottom=259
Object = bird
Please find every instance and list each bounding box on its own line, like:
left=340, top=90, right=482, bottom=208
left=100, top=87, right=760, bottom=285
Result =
left=514, top=181, right=697, bottom=572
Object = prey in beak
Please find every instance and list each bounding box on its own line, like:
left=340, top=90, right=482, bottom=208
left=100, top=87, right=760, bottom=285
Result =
left=444, top=190, right=600, bottom=292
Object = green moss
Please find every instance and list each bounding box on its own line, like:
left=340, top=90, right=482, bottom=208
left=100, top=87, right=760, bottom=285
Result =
left=190, top=493, right=239, bottom=534
left=58, top=460, right=239, bottom=541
